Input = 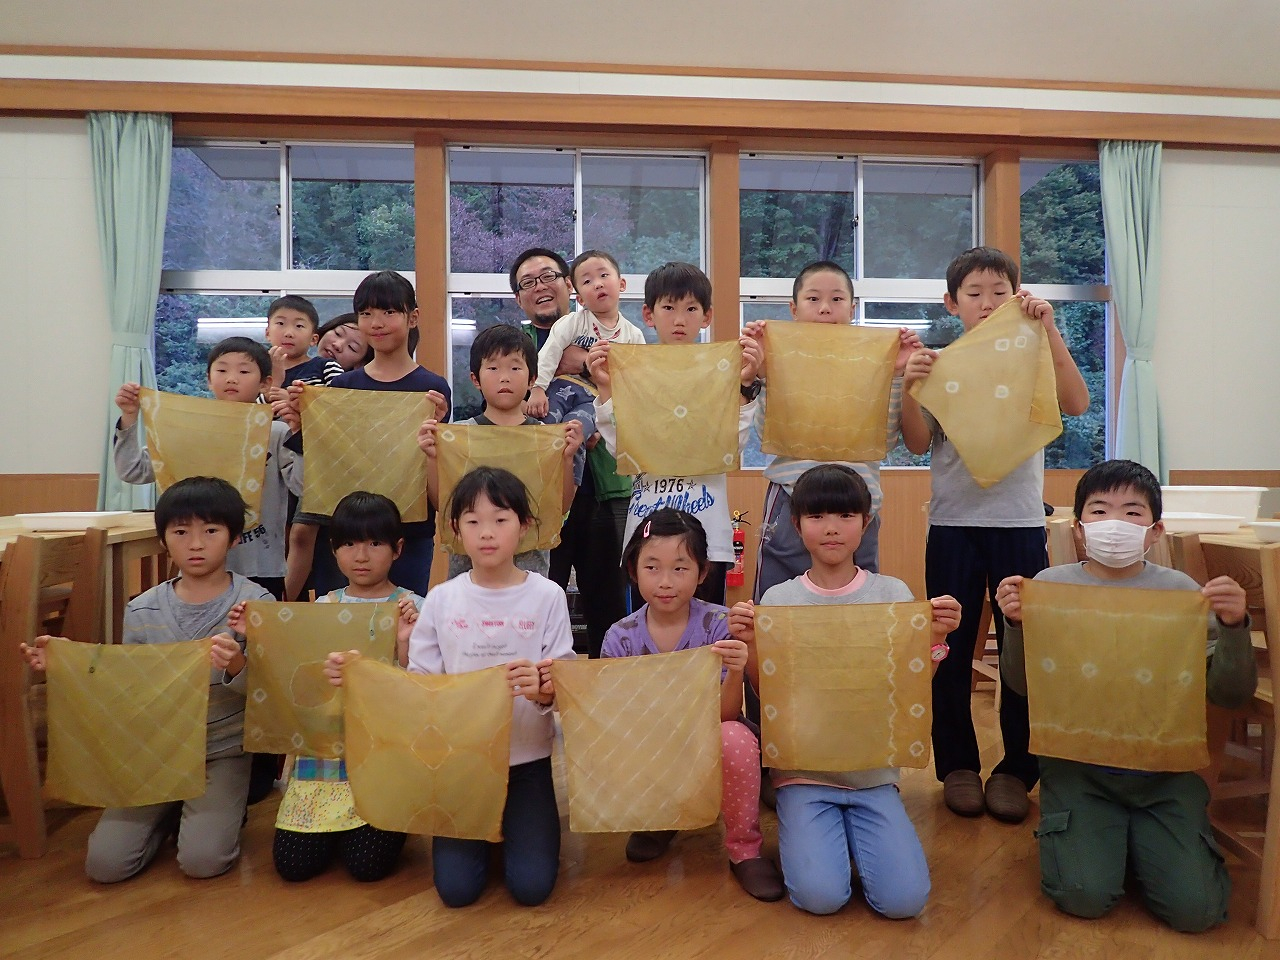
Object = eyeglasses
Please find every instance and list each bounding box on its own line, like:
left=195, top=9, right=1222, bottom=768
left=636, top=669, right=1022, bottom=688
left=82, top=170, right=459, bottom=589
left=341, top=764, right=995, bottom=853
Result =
left=517, top=270, right=566, bottom=291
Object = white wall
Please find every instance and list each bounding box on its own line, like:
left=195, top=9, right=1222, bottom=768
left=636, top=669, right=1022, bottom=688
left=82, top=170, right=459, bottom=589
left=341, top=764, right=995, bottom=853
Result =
left=1158, top=150, right=1280, bottom=470
left=0, top=117, right=112, bottom=474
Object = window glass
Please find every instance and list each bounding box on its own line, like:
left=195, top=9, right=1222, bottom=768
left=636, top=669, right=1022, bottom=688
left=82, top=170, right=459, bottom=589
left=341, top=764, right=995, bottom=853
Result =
left=1020, top=161, right=1105, bottom=284
left=448, top=150, right=574, bottom=273
left=164, top=145, right=279, bottom=270
left=582, top=155, right=703, bottom=273
left=739, top=158, right=856, bottom=278
left=290, top=145, right=414, bottom=271
left=862, top=162, right=975, bottom=279
left=155, top=293, right=275, bottom=397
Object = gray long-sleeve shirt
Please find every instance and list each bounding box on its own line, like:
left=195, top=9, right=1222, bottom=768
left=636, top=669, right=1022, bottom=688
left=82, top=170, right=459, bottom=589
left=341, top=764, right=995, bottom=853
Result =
left=1002, top=560, right=1258, bottom=712
left=114, top=417, right=303, bottom=578
left=123, top=574, right=271, bottom=760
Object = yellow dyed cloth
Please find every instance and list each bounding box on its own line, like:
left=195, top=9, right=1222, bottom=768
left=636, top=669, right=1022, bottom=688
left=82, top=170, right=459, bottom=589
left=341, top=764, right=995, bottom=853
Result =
left=343, top=659, right=511, bottom=841
left=297, top=384, right=429, bottom=521
left=761, top=323, right=899, bottom=461
left=609, top=341, right=742, bottom=476
left=44, top=637, right=211, bottom=808
left=242, top=601, right=398, bottom=758
left=1021, top=580, right=1210, bottom=772
left=436, top=424, right=566, bottom=553
left=908, top=298, right=1061, bottom=488
left=552, top=646, right=722, bottom=833
left=138, top=388, right=272, bottom=527
left=754, top=602, right=934, bottom=771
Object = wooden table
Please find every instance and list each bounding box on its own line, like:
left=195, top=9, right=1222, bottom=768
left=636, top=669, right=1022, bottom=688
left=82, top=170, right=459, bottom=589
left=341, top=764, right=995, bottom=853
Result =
left=0, top=513, right=166, bottom=644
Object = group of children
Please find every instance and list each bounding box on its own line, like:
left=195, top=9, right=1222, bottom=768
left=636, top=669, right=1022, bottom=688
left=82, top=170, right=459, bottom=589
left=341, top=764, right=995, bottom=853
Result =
left=16, top=244, right=1258, bottom=935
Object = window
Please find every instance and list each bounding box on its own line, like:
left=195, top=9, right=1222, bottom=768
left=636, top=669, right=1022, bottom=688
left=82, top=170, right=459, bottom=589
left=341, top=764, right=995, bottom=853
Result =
left=739, top=155, right=979, bottom=467
left=1020, top=160, right=1108, bottom=468
left=156, top=141, right=414, bottom=396
left=446, top=147, right=707, bottom=406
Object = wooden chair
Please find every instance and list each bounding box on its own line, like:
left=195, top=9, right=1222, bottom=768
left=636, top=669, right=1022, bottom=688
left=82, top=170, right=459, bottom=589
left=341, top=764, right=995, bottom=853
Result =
left=0, top=529, right=106, bottom=858
left=1185, top=534, right=1278, bottom=938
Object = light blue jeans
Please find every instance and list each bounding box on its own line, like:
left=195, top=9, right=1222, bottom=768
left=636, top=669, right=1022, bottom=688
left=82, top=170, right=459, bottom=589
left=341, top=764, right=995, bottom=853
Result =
left=775, top=781, right=930, bottom=918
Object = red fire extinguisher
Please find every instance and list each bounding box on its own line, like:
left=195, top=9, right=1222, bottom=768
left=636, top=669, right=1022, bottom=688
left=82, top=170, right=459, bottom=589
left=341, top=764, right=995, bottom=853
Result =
left=727, top=510, right=749, bottom=587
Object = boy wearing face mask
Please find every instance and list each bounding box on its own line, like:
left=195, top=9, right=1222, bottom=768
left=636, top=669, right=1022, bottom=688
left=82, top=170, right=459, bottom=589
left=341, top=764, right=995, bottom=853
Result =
left=994, top=460, right=1257, bottom=933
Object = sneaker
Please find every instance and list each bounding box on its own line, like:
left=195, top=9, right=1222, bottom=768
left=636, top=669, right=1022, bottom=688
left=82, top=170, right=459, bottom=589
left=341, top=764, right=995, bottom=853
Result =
left=625, top=830, right=678, bottom=863
left=942, top=770, right=985, bottom=817
left=730, top=856, right=785, bottom=902
left=984, top=774, right=1031, bottom=824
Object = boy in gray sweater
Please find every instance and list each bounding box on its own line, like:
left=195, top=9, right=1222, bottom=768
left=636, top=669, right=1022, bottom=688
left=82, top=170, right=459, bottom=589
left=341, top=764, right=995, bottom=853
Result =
left=996, top=459, right=1257, bottom=932
left=114, top=337, right=303, bottom=600
left=22, top=478, right=272, bottom=882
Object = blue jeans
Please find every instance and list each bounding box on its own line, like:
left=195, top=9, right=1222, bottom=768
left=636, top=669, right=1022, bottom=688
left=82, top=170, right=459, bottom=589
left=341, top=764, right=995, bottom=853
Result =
left=776, top=781, right=930, bottom=918
left=432, top=757, right=561, bottom=907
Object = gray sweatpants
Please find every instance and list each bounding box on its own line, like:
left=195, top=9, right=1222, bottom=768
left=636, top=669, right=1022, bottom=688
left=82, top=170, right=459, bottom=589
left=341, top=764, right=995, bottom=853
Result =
left=85, top=754, right=252, bottom=883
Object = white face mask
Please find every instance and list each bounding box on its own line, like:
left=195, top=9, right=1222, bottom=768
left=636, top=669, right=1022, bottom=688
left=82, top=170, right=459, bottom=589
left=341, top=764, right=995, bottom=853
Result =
left=1081, top=518, right=1153, bottom=568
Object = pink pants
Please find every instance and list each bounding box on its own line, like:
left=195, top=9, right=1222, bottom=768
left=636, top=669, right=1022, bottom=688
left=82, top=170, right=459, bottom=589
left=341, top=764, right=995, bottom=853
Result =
left=721, top=720, right=763, bottom=862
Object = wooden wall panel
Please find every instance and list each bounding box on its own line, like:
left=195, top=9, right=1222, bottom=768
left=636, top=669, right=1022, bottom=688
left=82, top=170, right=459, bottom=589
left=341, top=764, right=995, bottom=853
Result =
left=0, top=475, right=99, bottom=516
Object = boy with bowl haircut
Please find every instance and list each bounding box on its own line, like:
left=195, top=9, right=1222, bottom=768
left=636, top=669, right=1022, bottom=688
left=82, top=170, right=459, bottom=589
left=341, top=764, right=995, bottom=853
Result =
left=417, top=322, right=583, bottom=580
left=588, top=261, right=764, bottom=605
left=995, top=459, right=1256, bottom=932
left=21, top=477, right=273, bottom=882
left=526, top=249, right=648, bottom=418
left=900, top=246, right=1090, bottom=824
left=113, top=336, right=304, bottom=601
left=264, top=295, right=343, bottom=394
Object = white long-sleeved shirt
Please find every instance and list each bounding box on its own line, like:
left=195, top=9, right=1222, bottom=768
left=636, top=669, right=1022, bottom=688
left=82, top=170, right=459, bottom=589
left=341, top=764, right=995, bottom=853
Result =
left=534, top=307, right=648, bottom=391
left=407, top=572, right=575, bottom=765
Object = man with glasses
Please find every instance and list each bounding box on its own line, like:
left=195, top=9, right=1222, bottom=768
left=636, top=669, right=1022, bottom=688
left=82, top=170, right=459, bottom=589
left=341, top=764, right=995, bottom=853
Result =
left=509, top=247, right=629, bottom=657
left=510, top=248, right=573, bottom=349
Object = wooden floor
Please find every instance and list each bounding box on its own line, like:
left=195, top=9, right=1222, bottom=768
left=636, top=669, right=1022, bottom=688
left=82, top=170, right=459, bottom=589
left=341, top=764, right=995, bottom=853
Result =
left=1, top=693, right=1272, bottom=960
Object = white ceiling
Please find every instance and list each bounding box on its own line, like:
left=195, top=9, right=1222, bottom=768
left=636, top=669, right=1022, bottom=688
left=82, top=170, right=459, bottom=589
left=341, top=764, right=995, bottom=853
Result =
left=6, top=0, right=1280, bottom=92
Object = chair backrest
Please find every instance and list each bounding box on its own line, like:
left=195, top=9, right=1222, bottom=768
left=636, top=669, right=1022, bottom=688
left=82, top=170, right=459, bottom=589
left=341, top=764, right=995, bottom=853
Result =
left=0, top=529, right=106, bottom=858
left=1199, top=538, right=1280, bottom=650
left=1046, top=518, right=1080, bottom=566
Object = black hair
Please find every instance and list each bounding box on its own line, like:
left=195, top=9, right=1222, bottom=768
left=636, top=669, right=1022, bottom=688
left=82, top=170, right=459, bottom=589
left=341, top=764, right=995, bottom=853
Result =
left=469, top=323, right=538, bottom=381
left=353, top=270, right=417, bottom=315
left=791, top=260, right=854, bottom=303
left=621, top=508, right=710, bottom=580
left=1073, top=460, right=1162, bottom=522
left=643, top=261, right=712, bottom=311
left=154, top=476, right=246, bottom=542
left=509, top=247, right=571, bottom=295
left=330, top=491, right=403, bottom=546
left=317, top=313, right=374, bottom=366
left=446, top=466, right=537, bottom=533
left=267, top=294, right=319, bottom=331
left=945, top=246, right=1019, bottom=300
left=206, top=336, right=271, bottom=380
left=789, top=464, right=872, bottom=519
left=569, top=249, right=621, bottom=287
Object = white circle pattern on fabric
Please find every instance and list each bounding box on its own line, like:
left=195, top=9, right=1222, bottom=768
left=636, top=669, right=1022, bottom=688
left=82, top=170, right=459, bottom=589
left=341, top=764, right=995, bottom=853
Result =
left=994, top=385, right=1010, bottom=399
left=1177, top=670, right=1194, bottom=686
left=254, top=643, right=266, bottom=658
left=1081, top=662, right=1098, bottom=678
left=1015, top=335, right=1029, bottom=348
left=763, top=704, right=778, bottom=721
left=252, top=688, right=267, bottom=703
left=440, top=429, right=455, bottom=442
left=249, top=444, right=265, bottom=459
left=248, top=610, right=264, bottom=628
left=761, top=658, right=776, bottom=676
left=909, top=741, right=925, bottom=758
left=253, top=410, right=271, bottom=426
left=244, top=478, right=260, bottom=493
left=552, top=437, right=566, bottom=450
left=909, top=657, right=925, bottom=673
left=910, top=613, right=929, bottom=631
left=673, top=405, right=688, bottom=419
left=945, top=381, right=960, bottom=394
left=337, top=609, right=353, bottom=625
left=379, top=616, right=395, bottom=632
left=716, top=358, right=731, bottom=372
left=277, top=607, right=294, bottom=623
left=756, top=615, right=773, bottom=631
left=994, top=338, right=1010, bottom=352
left=291, top=733, right=305, bottom=750
left=909, top=703, right=926, bottom=718
left=764, top=742, right=779, bottom=760
left=1041, top=658, right=1056, bottom=673
left=1135, top=668, right=1153, bottom=685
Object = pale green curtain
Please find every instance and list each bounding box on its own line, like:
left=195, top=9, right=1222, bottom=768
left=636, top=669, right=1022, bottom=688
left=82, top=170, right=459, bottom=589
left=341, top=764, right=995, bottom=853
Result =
left=1099, top=140, right=1164, bottom=480
left=89, top=112, right=172, bottom=509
